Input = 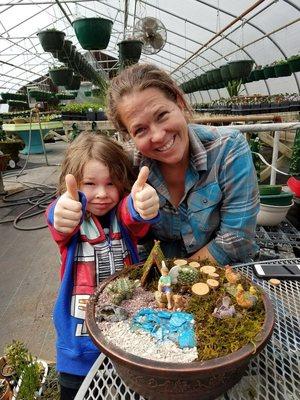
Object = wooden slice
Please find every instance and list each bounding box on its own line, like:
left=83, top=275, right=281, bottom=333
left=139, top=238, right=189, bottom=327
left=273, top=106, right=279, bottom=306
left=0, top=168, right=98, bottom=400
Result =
left=174, top=259, right=188, bottom=266
left=208, top=272, right=219, bottom=278
left=189, top=261, right=200, bottom=268
left=206, top=279, right=219, bottom=289
left=200, top=265, right=216, bottom=274
left=268, top=278, right=281, bottom=286
left=192, top=282, right=210, bottom=296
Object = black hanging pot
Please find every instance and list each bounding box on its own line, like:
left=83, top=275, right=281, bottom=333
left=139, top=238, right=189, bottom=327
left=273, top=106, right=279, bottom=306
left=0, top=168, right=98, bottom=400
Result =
left=288, top=55, right=300, bottom=72
left=65, top=74, right=81, bottom=90
left=274, top=62, right=291, bottom=77
left=211, top=68, right=222, bottom=84
left=263, top=65, right=276, bottom=79
left=220, top=64, right=232, bottom=83
left=72, top=17, right=113, bottom=50
left=118, top=39, right=143, bottom=65
left=228, top=60, right=254, bottom=80
left=37, top=29, right=65, bottom=52
left=49, top=67, right=73, bottom=86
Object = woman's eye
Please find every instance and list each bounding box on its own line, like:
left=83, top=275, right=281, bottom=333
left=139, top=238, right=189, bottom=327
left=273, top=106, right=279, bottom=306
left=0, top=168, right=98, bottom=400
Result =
left=158, top=111, right=168, bottom=119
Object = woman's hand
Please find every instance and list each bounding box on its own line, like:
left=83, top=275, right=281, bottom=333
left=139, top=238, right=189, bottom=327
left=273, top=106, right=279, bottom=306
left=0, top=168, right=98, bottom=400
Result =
left=54, top=174, right=82, bottom=233
left=131, top=166, right=159, bottom=220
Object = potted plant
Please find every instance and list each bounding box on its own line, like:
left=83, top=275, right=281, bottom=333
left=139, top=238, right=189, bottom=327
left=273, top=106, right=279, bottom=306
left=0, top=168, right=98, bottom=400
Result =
left=72, top=17, right=113, bottom=50
left=65, top=74, right=81, bottom=90
left=226, top=79, right=243, bottom=97
left=49, top=66, right=73, bottom=86
left=37, top=28, right=65, bottom=52
left=287, top=54, right=300, bottom=72
left=0, top=379, right=12, bottom=400
left=263, top=63, right=276, bottom=79
left=228, top=59, right=254, bottom=80
left=118, top=38, right=143, bottom=67
left=274, top=59, right=291, bottom=77
left=253, top=65, right=265, bottom=81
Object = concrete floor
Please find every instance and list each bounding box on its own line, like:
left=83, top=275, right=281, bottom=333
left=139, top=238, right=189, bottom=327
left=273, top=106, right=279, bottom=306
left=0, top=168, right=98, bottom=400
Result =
left=0, top=140, right=67, bottom=362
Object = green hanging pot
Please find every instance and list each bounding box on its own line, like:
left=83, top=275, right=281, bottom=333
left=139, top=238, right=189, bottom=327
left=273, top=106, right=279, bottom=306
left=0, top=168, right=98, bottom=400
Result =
left=253, top=68, right=265, bottom=81
left=118, top=40, right=143, bottom=64
left=206, top=69, right=215, bottom=85
left=72, top=17, right=113, bottom=50
left=263, top=65, right=276, bottom=79
left=228, top=60, right=254, bottom=80
left=220, top=64, right=232, bottom=83
left=274, top=62, right=291, bottom=77
left=211, top=68, right=222, bottom=84
left=37, top=29, right=65, bottom=52
left=49, top=67, right=73, bottom=86
left=200, top=73, right=208, bottom=88
left=288, top=55, right=300, bottom=72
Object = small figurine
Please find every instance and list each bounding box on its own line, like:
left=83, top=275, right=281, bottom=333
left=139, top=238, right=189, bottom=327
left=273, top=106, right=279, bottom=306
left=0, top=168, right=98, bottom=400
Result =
left=225, top=266, right=241, bottom=284
left=158, top=261, right=173, bottom=310
left=235, top=285, right=258, bottom=309
left=172, top=294, right=187, bottom=311
left=213, top=296, right=236, bottom=319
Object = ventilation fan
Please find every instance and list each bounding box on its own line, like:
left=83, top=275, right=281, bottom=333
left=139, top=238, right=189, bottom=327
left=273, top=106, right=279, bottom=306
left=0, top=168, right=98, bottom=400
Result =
left=133, top=17, right=167, bottom=55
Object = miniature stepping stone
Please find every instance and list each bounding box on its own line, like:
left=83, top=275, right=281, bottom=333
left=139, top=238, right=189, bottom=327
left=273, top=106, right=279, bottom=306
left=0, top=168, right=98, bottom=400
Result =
left=206, top=279, right=219, bottom=289
left=269, top=278, right=281, bottom=286
left=192, top=282, right=210, bottom=296
left=189, top=261, right=200, bottom=268
left=200, top=265, right=216, bottom=274
left=174, top=259, right=188, bottom=266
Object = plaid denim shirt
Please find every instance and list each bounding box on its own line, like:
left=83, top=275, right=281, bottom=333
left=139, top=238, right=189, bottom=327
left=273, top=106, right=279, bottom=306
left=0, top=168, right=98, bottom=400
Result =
left=134, top=124, right=259, bottom=265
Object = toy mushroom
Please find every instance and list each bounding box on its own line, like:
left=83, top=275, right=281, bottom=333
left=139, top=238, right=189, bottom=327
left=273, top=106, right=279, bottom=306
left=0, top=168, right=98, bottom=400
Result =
left=158, top=261, right=173, bottom=310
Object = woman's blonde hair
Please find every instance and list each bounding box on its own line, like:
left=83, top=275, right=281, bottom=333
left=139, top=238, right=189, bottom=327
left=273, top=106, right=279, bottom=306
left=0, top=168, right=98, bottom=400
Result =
left=107, top=63, right=192, bottom=137
left=58, top=132, right=135, bottom=197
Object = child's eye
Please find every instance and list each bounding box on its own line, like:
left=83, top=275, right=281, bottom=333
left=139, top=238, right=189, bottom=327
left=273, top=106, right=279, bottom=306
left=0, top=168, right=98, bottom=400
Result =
left=83, top=182, right=94, bottom=186
left=107, top=182, right=115, bottom=186
left=135, top=127, right=145, bottom=136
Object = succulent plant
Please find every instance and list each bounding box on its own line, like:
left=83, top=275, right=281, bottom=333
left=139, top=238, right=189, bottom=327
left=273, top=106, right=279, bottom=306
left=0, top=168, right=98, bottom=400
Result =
left=177, top=265, right=199, bottom=287
left=105, top=277, right=140, bottom=305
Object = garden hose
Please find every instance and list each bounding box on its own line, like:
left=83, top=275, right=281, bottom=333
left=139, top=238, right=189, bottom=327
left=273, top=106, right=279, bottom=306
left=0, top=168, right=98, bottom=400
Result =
left=0, top=180, right=56, bottom=230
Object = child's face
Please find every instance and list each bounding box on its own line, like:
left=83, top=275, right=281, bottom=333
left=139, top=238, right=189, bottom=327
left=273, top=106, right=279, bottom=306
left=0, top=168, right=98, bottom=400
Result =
left=79, top=159, right=120, bottom=216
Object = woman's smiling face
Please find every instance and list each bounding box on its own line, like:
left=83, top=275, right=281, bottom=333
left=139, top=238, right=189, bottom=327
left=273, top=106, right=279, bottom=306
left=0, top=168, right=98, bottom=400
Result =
left=118, top=87, right=189, bottom=166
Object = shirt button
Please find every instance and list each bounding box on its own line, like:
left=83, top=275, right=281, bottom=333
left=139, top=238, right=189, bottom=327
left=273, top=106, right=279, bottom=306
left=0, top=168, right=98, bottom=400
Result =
left=203, top=199, right=208, bottom=203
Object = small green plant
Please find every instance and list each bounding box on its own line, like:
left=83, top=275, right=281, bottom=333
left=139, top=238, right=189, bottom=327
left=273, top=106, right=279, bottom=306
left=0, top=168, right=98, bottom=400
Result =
left=17, top=358, right=42, bottom=400
left=226, top=79, right=243, bottom=97
left=4, top=340, right=30, bottom=379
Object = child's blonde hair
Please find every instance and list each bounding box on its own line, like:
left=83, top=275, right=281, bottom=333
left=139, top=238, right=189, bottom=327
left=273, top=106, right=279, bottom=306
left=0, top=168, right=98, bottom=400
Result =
left=58, top=132, right=135, bottom=197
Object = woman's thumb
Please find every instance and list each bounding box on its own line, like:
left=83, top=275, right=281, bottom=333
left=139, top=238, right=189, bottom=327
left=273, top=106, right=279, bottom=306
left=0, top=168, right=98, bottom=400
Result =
left=65, top=174, right=79, bottom=201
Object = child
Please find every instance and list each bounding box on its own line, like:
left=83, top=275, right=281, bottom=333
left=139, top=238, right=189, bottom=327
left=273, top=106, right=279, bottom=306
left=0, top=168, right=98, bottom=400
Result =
left=46, top=132, right=160, bottom=400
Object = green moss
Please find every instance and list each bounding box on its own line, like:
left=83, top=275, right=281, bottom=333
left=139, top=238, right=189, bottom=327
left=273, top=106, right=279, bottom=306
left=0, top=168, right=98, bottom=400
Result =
left=186, top=267, right=265, bottom=361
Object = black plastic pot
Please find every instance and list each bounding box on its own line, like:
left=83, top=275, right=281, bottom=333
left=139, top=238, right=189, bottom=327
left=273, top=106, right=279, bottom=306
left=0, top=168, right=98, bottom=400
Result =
left=65, top=74, right=81, bottom=90
left=228, top=60, right=254, bottom=80
left=49, top=68, right=73, bottom=86
left=220, top=64, right=231, bottom=82
left=211, top=68, right=222, bottom=84
left=37, top=30, right=65, bottom=52
left=253, top=69, right=265, bottom=81
left=288, top=56, right=300, bottom=72
left=263, top=66, right=276, bottom=79
left=274, top=63, right=291, bottom=77
left=118, top=40, right=143, bottom=64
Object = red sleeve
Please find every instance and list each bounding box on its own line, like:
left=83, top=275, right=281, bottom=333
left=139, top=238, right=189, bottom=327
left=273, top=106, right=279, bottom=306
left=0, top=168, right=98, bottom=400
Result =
left=117, top=196, right=150, bottom=239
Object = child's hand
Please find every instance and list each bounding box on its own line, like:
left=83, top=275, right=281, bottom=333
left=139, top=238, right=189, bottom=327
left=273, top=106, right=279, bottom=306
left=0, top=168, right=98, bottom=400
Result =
left=131, top=166, right=159, bottom=220
left=54, top=174, right=82, bottom=233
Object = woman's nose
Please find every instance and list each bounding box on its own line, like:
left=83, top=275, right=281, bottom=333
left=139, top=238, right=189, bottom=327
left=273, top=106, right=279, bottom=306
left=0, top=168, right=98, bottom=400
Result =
left=150, top=124, right=164, bottom=143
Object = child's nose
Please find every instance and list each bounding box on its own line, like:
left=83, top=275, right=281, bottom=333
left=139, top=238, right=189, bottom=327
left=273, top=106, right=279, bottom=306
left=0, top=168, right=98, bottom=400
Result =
left=96, top=187, right=107, bottom=198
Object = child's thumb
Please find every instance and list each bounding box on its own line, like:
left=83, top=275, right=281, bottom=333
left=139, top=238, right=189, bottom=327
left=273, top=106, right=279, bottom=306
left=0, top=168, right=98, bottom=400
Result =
left=65, top=174, right=79, bottom=201
left=132, top=166, right=150, bottom=194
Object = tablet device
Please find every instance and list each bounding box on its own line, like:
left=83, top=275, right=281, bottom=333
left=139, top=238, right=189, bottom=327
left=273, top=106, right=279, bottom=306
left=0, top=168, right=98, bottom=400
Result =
left=253, top=263, right=300, bottom=280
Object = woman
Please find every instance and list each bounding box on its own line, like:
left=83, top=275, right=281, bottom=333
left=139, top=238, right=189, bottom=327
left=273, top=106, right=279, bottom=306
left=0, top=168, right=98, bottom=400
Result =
left=107, top=64, right=259, bottom=265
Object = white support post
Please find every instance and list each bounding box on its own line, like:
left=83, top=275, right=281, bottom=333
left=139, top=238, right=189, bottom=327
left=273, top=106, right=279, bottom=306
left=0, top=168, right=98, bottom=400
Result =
left=270, top=130, right=280, bottom=185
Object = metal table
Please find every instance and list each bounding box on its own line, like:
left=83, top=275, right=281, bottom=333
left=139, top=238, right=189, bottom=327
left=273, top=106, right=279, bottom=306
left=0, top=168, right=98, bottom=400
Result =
left=75, top=257, right=300, bottom=400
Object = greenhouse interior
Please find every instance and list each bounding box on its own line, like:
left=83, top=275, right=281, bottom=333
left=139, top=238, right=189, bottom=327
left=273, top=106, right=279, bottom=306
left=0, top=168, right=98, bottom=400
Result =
left=0, top=1, right=299, bottom=399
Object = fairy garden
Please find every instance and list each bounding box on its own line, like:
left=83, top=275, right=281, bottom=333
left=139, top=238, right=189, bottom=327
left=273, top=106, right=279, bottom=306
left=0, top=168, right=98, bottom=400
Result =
left=94, top=241, right=266, bottom=363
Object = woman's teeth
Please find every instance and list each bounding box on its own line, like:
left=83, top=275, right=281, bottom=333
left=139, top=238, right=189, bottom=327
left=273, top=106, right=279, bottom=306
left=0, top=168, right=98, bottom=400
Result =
left=157, top=136, right=175, bottom=151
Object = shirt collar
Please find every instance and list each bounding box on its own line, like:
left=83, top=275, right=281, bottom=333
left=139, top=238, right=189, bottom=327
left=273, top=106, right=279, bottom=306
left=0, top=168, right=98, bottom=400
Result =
left=133, top=123, right=208, bottom=172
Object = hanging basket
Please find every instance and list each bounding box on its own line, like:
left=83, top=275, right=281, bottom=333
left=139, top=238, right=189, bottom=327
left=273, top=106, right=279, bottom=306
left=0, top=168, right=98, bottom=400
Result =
left=220, top=64, right=231, bottom=83
left=211, top=68, right=222, bottom=84
left=72, top=17, right=113, bottom=50
left=118, top=40, right=143, bottom=65
left=228, top=60, right=254, bottom=80
left=274, top=62, right=291, bottom=77
left=263, top=65, right=276, bottom=79
left=65, top=74, right=81, bottom=90
left=287, top=55, right=300, bottom=73
left=206, top=70, right=215, bottom=85
left=253, top=68, right=265, bottom=81
left=200, top=73, right=208, bottom=88
left=37, top=30, right=65, bottom=52
left=49, top=68, right=73, bottom=86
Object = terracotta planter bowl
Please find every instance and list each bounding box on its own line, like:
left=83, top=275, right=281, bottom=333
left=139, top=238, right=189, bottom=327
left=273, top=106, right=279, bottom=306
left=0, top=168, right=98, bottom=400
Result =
left=86, top=266, right=275, bottom=400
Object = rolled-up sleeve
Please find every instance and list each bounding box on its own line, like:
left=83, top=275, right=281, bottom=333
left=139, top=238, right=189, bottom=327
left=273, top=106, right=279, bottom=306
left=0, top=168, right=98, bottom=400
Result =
left=207, top=132, right=259, bottom=264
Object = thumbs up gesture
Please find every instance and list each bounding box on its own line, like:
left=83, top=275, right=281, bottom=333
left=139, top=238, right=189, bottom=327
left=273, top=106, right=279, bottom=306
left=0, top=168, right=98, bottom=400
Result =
left=54, top=174, right=82, bottom=233
left=131, top=166, right=159, bottom=220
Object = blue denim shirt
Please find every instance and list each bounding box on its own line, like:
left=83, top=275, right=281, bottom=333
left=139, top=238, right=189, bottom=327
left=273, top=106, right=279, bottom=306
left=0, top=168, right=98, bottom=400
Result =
left=134, top=124, right=259, bottom=265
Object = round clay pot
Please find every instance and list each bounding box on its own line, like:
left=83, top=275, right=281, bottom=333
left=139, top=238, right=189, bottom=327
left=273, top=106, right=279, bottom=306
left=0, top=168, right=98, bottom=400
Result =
left=86, top=265, right=275, bottom=400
